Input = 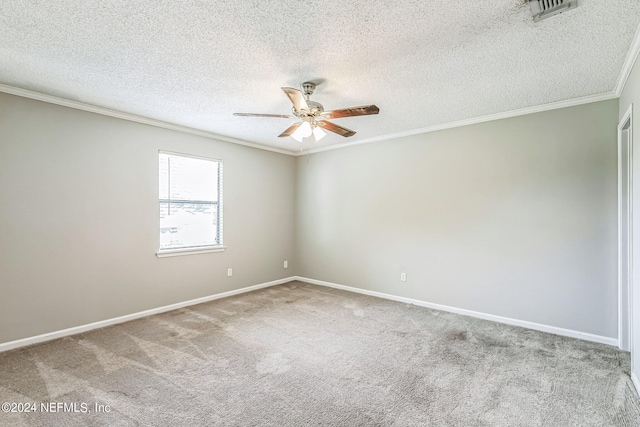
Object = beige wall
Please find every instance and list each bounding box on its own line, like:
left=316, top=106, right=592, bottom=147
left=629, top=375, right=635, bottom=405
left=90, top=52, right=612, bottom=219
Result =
left=296, top=99, right=619, bottom=338
left=0, top=92, right=296, bottom=344
left=0, top=90, right=622, bottom=345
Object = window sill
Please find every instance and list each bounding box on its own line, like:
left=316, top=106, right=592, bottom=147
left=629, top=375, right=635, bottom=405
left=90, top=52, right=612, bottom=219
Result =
left=156, top=246, right=226, bottom=258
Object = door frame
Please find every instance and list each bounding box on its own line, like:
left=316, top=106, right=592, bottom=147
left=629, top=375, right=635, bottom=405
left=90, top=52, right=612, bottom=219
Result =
left=619, top=104, right=633, bottom=352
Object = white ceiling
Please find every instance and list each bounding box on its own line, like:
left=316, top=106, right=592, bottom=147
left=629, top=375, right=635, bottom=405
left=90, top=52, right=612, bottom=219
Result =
left=1, top=1, right=639, bottom=155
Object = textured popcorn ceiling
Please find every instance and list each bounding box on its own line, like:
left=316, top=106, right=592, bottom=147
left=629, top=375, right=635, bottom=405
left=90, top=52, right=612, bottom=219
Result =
left=1, top=1, right=639, bottom=154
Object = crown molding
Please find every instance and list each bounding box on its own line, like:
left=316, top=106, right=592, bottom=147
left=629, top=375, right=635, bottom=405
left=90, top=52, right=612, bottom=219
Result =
left=615, top=22, right=640, bottom=97
left=0, top=84, right=296, bottom=156
left=0, top=83, right=621, bottom=159
left=296, top=91, right=619, bottom=156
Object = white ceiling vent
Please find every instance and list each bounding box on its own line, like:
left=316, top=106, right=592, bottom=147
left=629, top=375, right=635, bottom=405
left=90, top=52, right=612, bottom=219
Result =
left=529, top=0, right=578, bottom=22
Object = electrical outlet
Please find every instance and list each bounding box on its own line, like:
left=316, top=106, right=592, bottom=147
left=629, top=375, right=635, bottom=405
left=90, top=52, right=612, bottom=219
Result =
left=400, top=273, right=406, bottom=282
left=227, top=268, right=233, bottom=277
left=284, top=260, right=288, bottom=268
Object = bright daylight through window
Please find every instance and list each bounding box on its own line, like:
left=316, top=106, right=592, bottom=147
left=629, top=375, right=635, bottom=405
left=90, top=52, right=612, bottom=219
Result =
left=158, top=152, right=223, bottom=255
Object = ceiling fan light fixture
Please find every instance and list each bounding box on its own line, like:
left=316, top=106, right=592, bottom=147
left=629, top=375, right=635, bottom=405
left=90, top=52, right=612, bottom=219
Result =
left=313, top=126, right=327, bottom=141
left=291, top=121, right=312, bottom=141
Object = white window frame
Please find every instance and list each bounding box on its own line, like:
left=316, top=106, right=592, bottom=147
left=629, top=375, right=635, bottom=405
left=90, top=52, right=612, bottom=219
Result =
left=156, top=151, right=225, bottom=257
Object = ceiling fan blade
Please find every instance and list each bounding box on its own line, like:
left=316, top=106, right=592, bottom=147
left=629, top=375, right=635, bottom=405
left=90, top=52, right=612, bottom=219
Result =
left=281, top=87, right=309, bottom=112
left=278, top=122, right=302, bottom=137
left=317, top=120, right=356, bottom=138
left=233, top=113, right=294, bottom=118
left=324, top=105, right=380, bottom=119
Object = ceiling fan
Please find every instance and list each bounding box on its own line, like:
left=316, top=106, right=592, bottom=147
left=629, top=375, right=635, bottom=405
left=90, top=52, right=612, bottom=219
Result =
left=234, top=81, right=379, bottom=142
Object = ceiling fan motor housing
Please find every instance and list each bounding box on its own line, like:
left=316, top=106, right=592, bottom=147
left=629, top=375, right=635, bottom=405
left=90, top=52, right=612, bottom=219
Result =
left=294, top=82, right=324, bottom=119
left=296, top=100, right=324, bottom=118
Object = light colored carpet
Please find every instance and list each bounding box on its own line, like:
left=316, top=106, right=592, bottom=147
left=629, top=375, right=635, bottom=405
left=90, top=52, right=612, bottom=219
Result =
left=0, top=281, right=639, bottom=426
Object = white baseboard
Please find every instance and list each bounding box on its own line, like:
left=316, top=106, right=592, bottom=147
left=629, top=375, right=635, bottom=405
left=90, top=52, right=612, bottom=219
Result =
left=1, top=275, right=620, bottom=352
left=293, top=276, right=619, bottom=347
left=633, top=372, right=640, bottom=397
left=0, top=277, right=296, bottom=353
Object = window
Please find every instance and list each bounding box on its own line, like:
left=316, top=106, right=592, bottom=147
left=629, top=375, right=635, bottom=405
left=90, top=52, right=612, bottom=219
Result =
left=157, top=151, right=223, bottom=256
